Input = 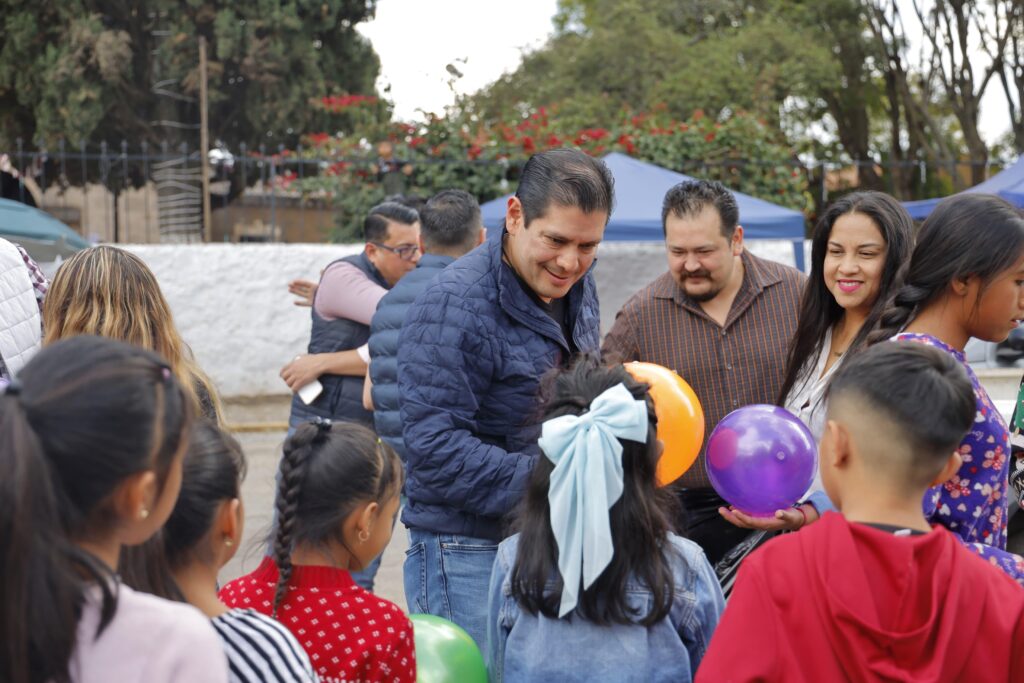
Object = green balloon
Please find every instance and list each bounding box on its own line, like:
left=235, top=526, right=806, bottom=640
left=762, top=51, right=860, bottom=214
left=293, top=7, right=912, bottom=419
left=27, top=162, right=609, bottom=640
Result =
left=410, top=613, right=488, bottom=683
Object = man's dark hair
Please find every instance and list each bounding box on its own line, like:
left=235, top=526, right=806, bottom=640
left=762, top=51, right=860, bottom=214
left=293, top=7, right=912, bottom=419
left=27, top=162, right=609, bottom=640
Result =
left=515, top=149, right=614, bottom=227
left=661, top=180, right=739, bottom=238
left=419, top=189, right=482, bottom=255
left=387, top=194, right=427, bottom=213
left=363, top=201, right=419, bottom=243
left=825, top=341, right=975, bottom=482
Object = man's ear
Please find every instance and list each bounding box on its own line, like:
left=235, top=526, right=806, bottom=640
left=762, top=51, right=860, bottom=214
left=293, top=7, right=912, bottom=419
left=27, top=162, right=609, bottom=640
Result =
left=730, top=225, right=744, bottom=256
left=477, top=227, right=487, bottom=245
left=505, top=197, right=524, bottom=235
left=930, top=449, right=963, bottom=487
left=417, top=234, right=426, bottom=253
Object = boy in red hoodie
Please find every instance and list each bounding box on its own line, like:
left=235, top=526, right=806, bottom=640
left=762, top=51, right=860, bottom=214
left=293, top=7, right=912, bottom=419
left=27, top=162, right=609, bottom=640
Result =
left=698, top=341, right=1024, bottom=683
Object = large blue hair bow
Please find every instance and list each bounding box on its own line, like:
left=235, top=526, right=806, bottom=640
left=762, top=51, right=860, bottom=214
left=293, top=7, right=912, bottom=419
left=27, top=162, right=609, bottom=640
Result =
left=538, top=382, right=649, bottom=617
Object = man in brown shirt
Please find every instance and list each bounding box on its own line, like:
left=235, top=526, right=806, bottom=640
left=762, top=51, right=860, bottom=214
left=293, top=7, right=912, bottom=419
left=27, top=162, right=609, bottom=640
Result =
left=602, top=180, right=804, bottom=564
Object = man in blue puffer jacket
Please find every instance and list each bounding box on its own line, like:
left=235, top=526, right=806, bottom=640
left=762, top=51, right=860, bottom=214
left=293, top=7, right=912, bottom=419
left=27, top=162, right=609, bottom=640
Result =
left=397, top=149, right=614, bottom=648
left=368, top=189, right=485, bottom=458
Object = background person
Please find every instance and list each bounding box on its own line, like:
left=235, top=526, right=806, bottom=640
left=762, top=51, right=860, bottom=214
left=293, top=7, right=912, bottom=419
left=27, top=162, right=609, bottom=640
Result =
left=698, top=342, right=1024, bottom=683
left=486, top=355, right=723, bottom=683
left=722, top=191, right=915, bottom=532
left=0, top=236, right=47, bottom=389
left=867, top=193, right=1024, bottom=584
left=397, top=149, right=613, bottom=648
left=602, top=180, right=804, bottom=565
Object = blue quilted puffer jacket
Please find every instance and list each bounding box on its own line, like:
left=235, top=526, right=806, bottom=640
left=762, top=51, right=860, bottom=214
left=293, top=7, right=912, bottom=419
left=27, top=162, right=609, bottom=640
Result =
left=397, top=231, right=601, bottom=541
left=369, top=253, right=455, bottom=459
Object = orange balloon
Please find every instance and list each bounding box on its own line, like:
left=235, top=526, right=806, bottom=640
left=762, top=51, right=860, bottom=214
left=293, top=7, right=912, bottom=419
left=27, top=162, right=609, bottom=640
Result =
left=624, top=361, right=704, bottom=487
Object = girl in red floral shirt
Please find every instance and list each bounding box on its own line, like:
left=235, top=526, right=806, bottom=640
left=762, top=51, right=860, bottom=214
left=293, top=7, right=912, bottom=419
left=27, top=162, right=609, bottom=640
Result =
left=219, top=419, right=414, bottom=682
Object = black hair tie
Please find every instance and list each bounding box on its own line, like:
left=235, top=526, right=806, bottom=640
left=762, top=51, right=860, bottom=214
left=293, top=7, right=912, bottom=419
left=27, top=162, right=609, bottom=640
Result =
left=312, top=416, right=332, bottom=435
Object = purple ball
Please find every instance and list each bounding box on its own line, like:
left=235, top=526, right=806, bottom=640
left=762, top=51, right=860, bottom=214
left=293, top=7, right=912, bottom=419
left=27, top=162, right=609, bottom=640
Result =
left=707, top=405, right=817, bottom=516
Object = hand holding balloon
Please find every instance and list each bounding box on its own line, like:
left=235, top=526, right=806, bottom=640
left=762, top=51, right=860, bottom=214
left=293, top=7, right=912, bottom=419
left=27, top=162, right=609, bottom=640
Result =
left=707, top=405, right=817, bottom=518
left=718, top=503, right=819, bottom=531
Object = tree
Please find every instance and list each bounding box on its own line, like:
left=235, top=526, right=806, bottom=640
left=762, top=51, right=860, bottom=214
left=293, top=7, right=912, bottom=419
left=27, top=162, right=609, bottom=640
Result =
left=911, top=0, right=1012, bottom=184
left=0, top=0, right=381, bottom=153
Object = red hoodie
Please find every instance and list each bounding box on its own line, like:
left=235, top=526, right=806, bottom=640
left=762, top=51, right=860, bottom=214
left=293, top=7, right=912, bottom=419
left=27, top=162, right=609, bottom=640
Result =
left=697, top=512, right=1024, bottom=682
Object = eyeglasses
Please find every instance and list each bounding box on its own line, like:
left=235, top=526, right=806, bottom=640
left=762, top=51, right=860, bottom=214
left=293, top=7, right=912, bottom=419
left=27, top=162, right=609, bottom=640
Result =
left=372, top=242, right=420, bottom=261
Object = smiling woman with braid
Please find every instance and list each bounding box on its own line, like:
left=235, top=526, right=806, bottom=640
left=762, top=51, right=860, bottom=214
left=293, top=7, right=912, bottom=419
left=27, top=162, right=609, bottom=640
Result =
left=218, top=420, right=415, bottom=683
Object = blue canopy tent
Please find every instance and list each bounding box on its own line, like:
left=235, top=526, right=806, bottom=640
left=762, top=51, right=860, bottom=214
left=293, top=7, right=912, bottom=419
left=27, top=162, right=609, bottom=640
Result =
left=902, top=156, right=1024, bottom=220
left=0, top=198, right=90, bottom=263
left=479, top=152, right=808, bottom=270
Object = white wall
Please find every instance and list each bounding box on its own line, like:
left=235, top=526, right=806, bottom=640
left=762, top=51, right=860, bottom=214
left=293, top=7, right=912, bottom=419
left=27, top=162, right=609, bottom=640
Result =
left=126, top=240, right=806, bottom=397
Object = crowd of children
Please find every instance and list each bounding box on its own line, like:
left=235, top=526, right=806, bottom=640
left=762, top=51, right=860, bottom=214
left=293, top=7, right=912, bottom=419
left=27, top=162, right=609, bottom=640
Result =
left=3, top=189, right=1024, bottom=682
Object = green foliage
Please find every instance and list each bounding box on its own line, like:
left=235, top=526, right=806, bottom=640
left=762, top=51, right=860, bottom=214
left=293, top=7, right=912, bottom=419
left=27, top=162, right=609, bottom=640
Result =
left=285, top=103, right=810, bottom=242
left=0, top=0, right=380, bottom=151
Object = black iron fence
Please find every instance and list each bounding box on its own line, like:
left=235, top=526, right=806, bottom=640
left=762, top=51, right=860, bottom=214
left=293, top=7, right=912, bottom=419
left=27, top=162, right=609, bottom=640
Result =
left=0, top=139, right=1007, bottom=244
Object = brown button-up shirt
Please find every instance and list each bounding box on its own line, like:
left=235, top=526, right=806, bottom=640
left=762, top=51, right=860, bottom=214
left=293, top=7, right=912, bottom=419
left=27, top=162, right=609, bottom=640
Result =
left=602, top=250, right=805, bottom=488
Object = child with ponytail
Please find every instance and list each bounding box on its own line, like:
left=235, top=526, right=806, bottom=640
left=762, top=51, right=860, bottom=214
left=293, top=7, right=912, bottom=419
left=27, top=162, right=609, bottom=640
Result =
left=867, top=193, right=1024, bottom=584
left=486, top=354, right=724, bottom=683
left=219, top=419, right=415, bottom=683
left=161, top=421, right=316, bottom=683
left=0, top=336, right=227, bottom=683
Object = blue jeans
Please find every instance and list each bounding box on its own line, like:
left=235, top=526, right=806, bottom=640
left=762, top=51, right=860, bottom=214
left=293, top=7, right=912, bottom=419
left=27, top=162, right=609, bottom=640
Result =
left=404, top=528, right=498, bottom=650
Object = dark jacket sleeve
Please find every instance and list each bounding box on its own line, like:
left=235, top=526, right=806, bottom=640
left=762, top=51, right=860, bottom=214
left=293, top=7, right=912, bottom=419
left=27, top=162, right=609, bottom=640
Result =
left=398, top=288, right=536, bottom=519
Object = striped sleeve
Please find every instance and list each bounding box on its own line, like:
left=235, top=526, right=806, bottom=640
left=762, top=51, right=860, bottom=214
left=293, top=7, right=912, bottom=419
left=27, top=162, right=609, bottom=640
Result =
left=212, top=609, right=317, bottom=683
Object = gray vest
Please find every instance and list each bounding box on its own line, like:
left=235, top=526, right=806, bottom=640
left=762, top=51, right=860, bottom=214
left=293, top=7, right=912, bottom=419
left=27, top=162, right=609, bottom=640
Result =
left=289, top=252, right=388, bottom=429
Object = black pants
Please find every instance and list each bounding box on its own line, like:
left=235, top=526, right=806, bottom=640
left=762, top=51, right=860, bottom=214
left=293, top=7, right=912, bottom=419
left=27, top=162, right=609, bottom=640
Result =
left=676, top=487, right=754, bottom=566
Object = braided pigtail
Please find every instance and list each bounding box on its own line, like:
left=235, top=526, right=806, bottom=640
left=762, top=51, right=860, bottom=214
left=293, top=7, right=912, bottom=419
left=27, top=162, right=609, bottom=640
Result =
left=271, top=420, right=326, bottom=615
left=866, top=280, right=935, bottom=345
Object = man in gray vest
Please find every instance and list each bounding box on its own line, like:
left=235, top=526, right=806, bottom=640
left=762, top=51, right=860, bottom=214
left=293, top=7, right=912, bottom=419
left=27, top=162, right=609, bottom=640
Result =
left=367, top=189, right=485, bottom=457
left=287, top=201, right=420, bottom=431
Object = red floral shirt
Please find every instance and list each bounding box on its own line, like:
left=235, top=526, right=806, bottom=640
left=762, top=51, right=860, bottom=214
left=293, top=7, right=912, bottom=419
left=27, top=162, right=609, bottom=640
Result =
left=219, top=558, right=415, bottom=683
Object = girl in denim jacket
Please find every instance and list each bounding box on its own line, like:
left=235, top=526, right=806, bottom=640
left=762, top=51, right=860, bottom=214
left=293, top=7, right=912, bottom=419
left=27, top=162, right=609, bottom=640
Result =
left=486, top=355, right=725, bottom=683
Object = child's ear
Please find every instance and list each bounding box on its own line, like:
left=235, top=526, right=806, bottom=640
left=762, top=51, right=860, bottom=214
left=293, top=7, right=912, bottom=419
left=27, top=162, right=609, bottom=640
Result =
left=111, top=471, right=159, bottom=544
left=951, top=274, right=973, bottom=297
left=351, top=501, right=379, bottom=543
left=822, top=419, right=850, bottom=469
left=929, top=449, right=963, bottom=487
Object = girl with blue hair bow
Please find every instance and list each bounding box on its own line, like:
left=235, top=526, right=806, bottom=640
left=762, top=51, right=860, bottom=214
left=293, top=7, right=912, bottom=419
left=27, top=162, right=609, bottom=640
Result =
left=485, top=354, right=724, bottom=683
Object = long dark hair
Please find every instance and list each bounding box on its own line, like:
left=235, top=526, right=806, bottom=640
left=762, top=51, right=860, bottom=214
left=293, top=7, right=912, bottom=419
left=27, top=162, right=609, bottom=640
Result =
left=164, top=421, right=246, bottom=569
left=120, top=422, right=246, bottom=600
left=868, top=193, right=1024, bottom=344
left=777, top=191, right=915, bottom=406
left=0, top=336, right=191, bottom=683
left=271, top=421, right=402, bottom=614
left=510, top=354, right=679, bottom=626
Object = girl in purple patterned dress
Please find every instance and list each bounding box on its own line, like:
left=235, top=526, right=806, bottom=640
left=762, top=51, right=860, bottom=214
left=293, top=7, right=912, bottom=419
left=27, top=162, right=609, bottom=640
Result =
left=868, top=194, right=1024, bottom=585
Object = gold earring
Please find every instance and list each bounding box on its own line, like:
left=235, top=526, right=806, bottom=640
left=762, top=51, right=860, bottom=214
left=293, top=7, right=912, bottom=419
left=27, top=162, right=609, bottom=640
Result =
left=139, top=508, right=149, bottom=520
left=358, top=529, right=370, bottom=543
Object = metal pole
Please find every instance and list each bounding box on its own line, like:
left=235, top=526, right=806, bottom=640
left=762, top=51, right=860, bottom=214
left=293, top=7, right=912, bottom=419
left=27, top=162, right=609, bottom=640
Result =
left=199, top=36, right=213, bottom=242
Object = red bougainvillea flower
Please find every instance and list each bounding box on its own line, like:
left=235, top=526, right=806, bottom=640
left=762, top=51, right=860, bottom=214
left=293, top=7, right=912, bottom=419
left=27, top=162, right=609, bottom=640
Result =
left=545, top=133, right=561, bottom=147
left=522, top=136, right=536, bottom=153
left=320, top=94, right=379, bottom=112
left=705, top=132, right=716, bottom=142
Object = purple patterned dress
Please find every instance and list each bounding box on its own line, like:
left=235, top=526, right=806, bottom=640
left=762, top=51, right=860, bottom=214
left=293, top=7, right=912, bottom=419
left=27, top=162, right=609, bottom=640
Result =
left=894, top=333, right=1024, bottom=585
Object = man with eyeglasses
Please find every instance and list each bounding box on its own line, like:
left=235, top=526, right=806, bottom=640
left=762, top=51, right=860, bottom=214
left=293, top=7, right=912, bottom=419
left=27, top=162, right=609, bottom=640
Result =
left=284, top=201, right=421, bottom=434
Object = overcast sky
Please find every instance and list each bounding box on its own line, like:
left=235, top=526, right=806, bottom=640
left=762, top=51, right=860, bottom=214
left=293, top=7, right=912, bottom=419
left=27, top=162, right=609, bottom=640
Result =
left=358, top=0, right=559, bottom=120
left=359, top=0, right=1013, bottom=147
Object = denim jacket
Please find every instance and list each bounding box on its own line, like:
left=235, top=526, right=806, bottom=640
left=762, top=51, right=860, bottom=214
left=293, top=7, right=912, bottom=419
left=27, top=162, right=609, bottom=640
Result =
left=486, top=533, right=724, bottom=683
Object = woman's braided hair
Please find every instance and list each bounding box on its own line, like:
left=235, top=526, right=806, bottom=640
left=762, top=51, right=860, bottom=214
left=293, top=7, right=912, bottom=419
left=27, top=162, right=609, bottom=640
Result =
left=270, top=418, right=401, bottom=615
left=867, top=194, right=1024, bottom=345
